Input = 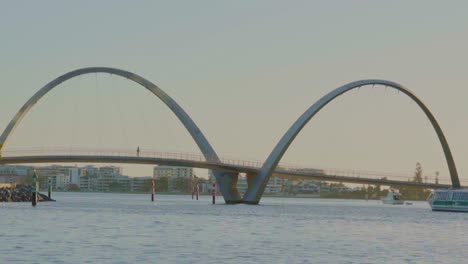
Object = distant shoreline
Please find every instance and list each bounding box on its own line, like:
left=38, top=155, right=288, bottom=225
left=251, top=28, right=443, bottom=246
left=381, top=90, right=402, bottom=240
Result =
left=48, top=190, right=393, bottom=201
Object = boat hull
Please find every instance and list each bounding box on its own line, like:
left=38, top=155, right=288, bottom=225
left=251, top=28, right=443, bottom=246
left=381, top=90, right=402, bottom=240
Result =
left=381, top=191, right=404, bottom=205
left=430, top=201, right=468, bottom=212
left=382, top=199, right=404, bottom=205
left=432, top=208, right=468, bottom=212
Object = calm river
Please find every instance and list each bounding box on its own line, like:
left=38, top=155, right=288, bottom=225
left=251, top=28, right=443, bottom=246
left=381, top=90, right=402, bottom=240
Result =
left=0, top=192, right=467, bottom=263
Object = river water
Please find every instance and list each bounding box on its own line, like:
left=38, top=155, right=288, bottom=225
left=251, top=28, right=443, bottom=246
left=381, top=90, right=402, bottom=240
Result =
left=0, top=192, right=467, bottom=263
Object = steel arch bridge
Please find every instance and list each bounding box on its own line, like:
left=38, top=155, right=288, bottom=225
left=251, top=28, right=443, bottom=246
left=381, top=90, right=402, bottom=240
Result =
left=242, top=79, right=460, bottom=204
left=0, top=67, right=242, bottom=203
left=0, top=68, right=461, bottom=204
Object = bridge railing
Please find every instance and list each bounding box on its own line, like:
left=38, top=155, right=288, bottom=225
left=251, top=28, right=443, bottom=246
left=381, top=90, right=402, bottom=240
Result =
left=273, top=165, right=448, bottom=185
left=2, top=147, right=208, bottom=161
left=1, top=147, right=266, bottom=167
left=1, top=147, right=450, bottom=184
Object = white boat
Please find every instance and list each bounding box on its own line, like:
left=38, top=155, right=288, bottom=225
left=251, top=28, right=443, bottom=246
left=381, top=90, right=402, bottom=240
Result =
left=382, top=191, right=404, bottom=205
left=428, top=189, right=468, bottom=212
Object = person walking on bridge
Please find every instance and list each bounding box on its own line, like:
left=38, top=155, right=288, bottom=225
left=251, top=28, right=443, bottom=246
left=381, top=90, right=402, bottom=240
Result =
left=137, top=146, right=140, bottom=157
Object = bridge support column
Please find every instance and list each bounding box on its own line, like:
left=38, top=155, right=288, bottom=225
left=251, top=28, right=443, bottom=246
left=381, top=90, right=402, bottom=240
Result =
left=243, top=172, right=261, bottom=204
left=213, top=171, right=242, bottom=204
left=246, top=172, right=256, bottom=191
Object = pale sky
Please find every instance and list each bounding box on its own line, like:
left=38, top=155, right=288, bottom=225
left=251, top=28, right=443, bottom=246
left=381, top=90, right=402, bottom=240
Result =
left=1, top=1, right=467, bottom=183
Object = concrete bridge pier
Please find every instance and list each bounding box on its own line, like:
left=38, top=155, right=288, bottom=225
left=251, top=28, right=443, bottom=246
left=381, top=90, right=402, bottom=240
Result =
left=214, top=171, right=242, bottom=204
left=246, top=172, right=257, bottom=192
left=243, top=172, right=261, bottom=204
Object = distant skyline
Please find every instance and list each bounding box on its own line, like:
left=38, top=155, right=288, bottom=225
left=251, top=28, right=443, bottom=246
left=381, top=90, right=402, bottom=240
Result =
left=1, top=1, right=467, bottom=181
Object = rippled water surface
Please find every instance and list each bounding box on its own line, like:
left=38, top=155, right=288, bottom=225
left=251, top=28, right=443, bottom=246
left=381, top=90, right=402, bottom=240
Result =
left=1, top=192, right=467, bottom=263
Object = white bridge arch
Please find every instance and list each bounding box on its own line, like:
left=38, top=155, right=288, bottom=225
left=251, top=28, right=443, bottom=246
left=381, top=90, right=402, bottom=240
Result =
left=243, top=80, right=461, bottom=204
left=0, top=71, right=460, bottom=204
left=0, top=67, right=242, bottom=203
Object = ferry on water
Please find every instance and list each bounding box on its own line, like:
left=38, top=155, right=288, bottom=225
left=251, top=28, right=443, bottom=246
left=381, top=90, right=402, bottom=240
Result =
left=382, top=191, right=404, bottom=205
left=428, top=189, right=468, bottom=212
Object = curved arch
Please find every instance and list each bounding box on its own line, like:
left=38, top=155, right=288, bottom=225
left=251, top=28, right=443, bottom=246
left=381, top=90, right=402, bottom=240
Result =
left=243, top=79, right=461, bottom=204
left=0, top=67, right=241, bottom=203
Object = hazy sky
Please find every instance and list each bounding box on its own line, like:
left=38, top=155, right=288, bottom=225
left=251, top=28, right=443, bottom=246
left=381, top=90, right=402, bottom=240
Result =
left=1, top=1, right=467, bottom=182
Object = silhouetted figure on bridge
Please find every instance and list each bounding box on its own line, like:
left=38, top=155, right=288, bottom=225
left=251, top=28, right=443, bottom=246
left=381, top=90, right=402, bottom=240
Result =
left=137, top=146, right=140, bottom=157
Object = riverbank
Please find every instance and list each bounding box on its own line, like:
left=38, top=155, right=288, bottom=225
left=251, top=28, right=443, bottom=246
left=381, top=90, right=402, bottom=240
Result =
left=46, top=190, right=428, bottom=201
left=0, top=185, right=55, bottom=202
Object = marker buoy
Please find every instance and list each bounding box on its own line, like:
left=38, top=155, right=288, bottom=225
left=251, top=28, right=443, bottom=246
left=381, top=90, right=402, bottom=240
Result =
left=211, top=183, right=216, bottom=204
left=151, top=179, right=155, bottom=202
left=48, top=177, right=52, bottom=199
left=32, top=171, right=38, bottom=206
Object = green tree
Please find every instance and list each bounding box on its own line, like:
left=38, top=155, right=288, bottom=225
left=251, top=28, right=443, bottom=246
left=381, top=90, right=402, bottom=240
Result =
left=109, top=182, right=127, bottom=192
left=400, top=162, right=431, bottom=200
left=156, top=177, right=168, bottom=192
left=413, top=162, right=423, bottom=183
left=174, top=177, right=191, bottom=192
left=140, top=179, right=151, bottom=192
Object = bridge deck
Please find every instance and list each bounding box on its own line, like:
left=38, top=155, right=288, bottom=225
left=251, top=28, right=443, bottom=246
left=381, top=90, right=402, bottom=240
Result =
left=0, top=154, right=454, bottom=189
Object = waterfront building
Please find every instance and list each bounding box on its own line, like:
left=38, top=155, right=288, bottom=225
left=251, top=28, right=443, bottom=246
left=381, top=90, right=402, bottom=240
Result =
left=79, top=165, right=123, bottom=191
left=330, top=185, right=352, bottom=192
left=96, top=166, right=122, bottom=191
left=236, top=175, right=286, bottom=195
left=79, top=176, right=93, bottom=191
left=112, top=175, right=130, bottom=192
left=0, top=165, right=32, bottom=183
left=283, top=179, right=293, bottom=193
left=69, top=167, right=80, bottom=186
left=265, top=176, right=284, bottom=194
left=79, top=165, right=98, bottom=191
left=237, top=176, right=248, bottom=195
left=153, top=166, right=193, bottom=192
left=294, top=180, right=321, bottom=194
left=34, top=166, right=73, bottom=190
left=81, top=166, right=99, bottom=177
left=129, top=177, right=151, bottom=192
